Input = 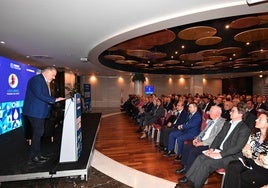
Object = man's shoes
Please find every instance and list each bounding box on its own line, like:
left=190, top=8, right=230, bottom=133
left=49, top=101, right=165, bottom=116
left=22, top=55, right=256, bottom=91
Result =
left=29, top=156, right=47, bottom=164
left=174, top=154, right=182, bottom=161
left=160, top=147, right=168, bottom=153
left=179, top=176, right=188, bottom=183
left=39, top=155, right=50, bottom=160
left=163, top=150, right=176, bottom=157
left=175, top=167, right=186, bottom=174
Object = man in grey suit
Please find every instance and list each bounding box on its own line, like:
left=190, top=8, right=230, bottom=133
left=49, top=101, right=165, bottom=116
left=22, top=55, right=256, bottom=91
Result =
left=176, top=102, right=251, bottom=188
left=175, top=105, right=225, bottom=174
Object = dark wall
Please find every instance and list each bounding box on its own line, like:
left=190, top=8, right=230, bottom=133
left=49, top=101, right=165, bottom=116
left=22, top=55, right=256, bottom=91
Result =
left=222, top=77, right=253, bottom=95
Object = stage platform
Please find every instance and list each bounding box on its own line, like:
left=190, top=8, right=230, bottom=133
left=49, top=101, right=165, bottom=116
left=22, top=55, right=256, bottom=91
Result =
left=0, top=113, right=101, bottom=183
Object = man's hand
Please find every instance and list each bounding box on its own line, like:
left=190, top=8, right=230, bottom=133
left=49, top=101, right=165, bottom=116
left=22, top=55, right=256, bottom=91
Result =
left=56, top=97, right=66, bottom=102
left=193, top=138, right=203, bottom=147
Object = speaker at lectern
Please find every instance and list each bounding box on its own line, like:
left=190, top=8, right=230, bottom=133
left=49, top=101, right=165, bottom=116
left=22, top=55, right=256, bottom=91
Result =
left=60, top=93, right=82, bottom=163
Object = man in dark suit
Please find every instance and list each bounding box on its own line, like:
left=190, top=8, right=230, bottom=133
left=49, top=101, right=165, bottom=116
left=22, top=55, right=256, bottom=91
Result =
left=176, top=102, right=251, bottom=188
left=201, top=96, right=212, bottom=113
left=159, top=101, right=188, bottom=152
left=23, top=66, right=65, bottom=164
left=255, top=96, right=267, bottom=112
left=164, top=102, right=202, bottom=159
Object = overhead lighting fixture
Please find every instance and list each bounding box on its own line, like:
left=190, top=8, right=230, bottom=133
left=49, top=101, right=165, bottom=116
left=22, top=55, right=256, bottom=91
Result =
left=0, top=41, right=6, bottom=44
left=31, top=55, right=53, bottom=60
left=80, top=57, right=88, bottom=62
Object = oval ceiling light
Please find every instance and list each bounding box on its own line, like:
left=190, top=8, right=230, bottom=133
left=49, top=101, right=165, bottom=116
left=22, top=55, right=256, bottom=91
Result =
left=229, top=16, right=260, bottom=29
left=234, top=28, right=268, bottom=42
left=104, top=55, right=125, bottom=61
left=178, top=26, right=217, bottom=40
left=195, top=36, right=222, bottom=46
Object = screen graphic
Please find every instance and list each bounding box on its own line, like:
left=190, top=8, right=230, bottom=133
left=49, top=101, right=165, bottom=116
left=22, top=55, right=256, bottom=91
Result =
left=0, top=56, right=37, bottom=135
left=145, top=85, right=154, bottom=95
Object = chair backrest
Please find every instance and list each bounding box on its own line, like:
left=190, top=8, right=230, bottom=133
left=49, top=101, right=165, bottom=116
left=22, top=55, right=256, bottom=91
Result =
left=156, top=116, right=165, bottom=126
left=165, top=112, right=173, bottom=122
left=201, top=112, right=210, bottom=131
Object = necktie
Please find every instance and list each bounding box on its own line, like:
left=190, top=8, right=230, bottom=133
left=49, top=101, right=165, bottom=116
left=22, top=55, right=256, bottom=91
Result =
left=154, top=106, right=158, bottom=115
left=47, top=82, right=51, bottom=96
left=186, top=113, right=192, bottom=124
left=173, top=112, right=180, bottom=124
left=197, top=120, right=214, bottom=141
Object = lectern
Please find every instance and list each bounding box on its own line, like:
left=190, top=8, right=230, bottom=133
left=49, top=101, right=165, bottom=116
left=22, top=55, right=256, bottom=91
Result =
left=59, top=93, right=82, bottom=163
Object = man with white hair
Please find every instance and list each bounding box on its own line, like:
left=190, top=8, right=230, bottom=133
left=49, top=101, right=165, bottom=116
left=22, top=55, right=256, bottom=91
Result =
left=175, top=106, right=225, bottom=175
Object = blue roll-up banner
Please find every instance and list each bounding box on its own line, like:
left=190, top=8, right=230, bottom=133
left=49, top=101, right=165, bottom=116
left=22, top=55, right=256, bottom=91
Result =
left=83, top=84, right=91, bottom=112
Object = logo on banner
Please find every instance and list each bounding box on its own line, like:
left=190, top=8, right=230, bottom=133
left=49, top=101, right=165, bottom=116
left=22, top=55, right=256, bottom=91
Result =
left=8, top=74, right=18, bottom=88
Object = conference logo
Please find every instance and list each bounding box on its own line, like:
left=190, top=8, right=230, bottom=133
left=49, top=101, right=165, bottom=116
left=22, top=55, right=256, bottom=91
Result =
left=8, top=73, right=18, bottom=88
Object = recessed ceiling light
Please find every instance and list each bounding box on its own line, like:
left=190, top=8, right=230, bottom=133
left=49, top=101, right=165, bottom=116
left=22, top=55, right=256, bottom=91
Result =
left=31, top=55, right=53, bottom=60
left=0, top=41, right=6, bottom=44
left=80, top=57, right=88, bottom=62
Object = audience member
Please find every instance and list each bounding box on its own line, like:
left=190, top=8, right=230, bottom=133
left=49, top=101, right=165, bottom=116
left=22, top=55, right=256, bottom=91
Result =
left=163, top=95, right=174, bottom=112
left=164, top=102, right=202, bottom=160
left=247, top=100, right=258, bottom=116
left=223, top=112, right=268, bottom=188
left=244, top=100, right=258, bottom=131
left=140, top=98, right=165, bottom=139
left=201, top=96, right=212, bottom=113
left=175, top=106, right=225, bottom=174
left=221, top=100, right=232, bottom=121
left=176, top=102, right=251, bottom=188
left=255, top=96, right=267, bottom=112
left=159, top=101, right=188, bottom=152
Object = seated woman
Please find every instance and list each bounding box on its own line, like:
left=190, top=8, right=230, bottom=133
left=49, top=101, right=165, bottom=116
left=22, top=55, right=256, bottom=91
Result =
left=223, top=112, right=268, bottom=188
left=140, top=98, right=165, bottom=139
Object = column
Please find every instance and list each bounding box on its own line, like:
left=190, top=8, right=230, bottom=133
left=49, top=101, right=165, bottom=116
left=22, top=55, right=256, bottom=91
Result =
left=190, top=75, right=203, bottom=95
left=134, top=80, right=143, bottom=95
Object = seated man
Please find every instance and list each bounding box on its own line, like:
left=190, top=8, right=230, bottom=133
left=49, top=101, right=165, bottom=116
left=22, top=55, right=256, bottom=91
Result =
left=223, top=112, right=268, bottom=188
left=164, top=102, right=202, bottom=160
left=176, top=102, right=251, bottom=188
left=175, top=105, right=225, bottom=174
left=159, top=101, right=188, bottom=152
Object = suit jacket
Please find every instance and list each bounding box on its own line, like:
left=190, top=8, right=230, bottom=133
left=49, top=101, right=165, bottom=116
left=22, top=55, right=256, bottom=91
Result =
left=171, top=109, right=188, bottom=128
left=202, top=102, right=212, bottom=113
left=164, top=102, right=174, bottom=112
left=255, top=102, right=267, bottom=111
left=181, top=111, right=202, bottom=137
left=243, top=111, right=257, bottom=131
left=23, top=73, right=56, bottom=119
left=210, top=120, right=251, bottom=164
left=144, top=106, right=165, bottom=125
left=201, top=117, right=225, bottom=146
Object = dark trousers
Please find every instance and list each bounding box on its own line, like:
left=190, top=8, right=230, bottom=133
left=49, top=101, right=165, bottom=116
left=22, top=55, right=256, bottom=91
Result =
left=181, top=142, right=209, bottom=172
left=27, top=116, right=45, bottom=159
left=186, top=154, right=226, bottom=188
left=224, top=159, right=268, bottom=188
left=159, top=127, right=176, bottom=148
left=168, top=130, right=195, bottom=155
